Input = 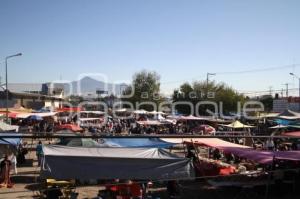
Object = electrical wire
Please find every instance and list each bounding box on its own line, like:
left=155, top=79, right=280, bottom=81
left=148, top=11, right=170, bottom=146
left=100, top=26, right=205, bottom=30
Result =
left=160, top=64, right=300, bottom=85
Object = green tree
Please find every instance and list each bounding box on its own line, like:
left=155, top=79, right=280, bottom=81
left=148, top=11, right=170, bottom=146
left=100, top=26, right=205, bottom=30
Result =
left=173, top=81, right=245, bottom=115
left=122, top=70, right=162, bottom=111
left=260, top=96, right=273, bottom=112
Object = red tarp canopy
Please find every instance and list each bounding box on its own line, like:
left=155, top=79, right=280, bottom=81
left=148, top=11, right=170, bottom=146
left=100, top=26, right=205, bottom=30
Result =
left=282, top=131, right=300, bottom=138
left=0, top=112, right=19, bottom=118
left=56, top=107, right=82, bottom=112
left=56, top=124, right=83, bottom=132
left=185, top=138, right=300, bottom=165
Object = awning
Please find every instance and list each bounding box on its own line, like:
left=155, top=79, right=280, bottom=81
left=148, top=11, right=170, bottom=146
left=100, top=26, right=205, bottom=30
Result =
left=0, top=133, right=22, bottom=146
left=100, top=138, right=175, bottom=148
left=184, top=138, right=251, bottom=149
left=178, top=115, right=206, bottom=121
left=136, top=120, right=162, bottom=126
left=58, top=138, right=102, bottom=147
left=0, top=121, right=19, bottom=132
left=274, top=119, right=296, bottom=126
left=56, top=107, right=82, bottom=112
left=277, top=109, right=300, bottom=120
left=269, top=125, right=288, bottom=129
left=133, top=110, right=148, bottom=114
left=287, top=124, right=300, bottom=129
left=0, top=112, right=19, bottom=118
left=15, top=112, right=57, bottom=119
left=56, top=124, right=83, bottom=132
left=114, top=108, right=131, bottom=113
left=282, top=131, right=300, bottom=137
left=148, top=111, right=166, bottom=115
left=184, top=139, right=300, bottom=165
left=41, top=145, right=194, bottom=180
left=220, top=120, right=255, bottom=128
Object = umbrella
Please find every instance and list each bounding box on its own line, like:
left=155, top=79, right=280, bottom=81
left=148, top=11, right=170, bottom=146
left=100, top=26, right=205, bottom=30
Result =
left=27, top=115, right=43, bottom=121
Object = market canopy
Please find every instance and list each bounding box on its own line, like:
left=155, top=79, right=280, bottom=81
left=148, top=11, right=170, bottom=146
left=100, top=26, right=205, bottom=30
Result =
left=133, top=110, right=148, bottom=114
left=136, top=120, right=162, bottom=126
left=287, top=124, right=300, bottom=129
left=0, top=121, right=19, bottom=132
left=277, top=109, right=300, bottom=120
left=27, top=115, right=43, bottom=121
left=184, top=138, right=251, bottom=149
left=99, top=138, right=175, bottom=148
left=41, top=145, right=194, bottom=180
left=282, top=131, right=300, bottom=137
left=220, top=120, right=255, bottom=128
left=269, top=125, right=288, bottom=129
left=0, top=133, right=22, bottom=146
left=148, top=111, right=166, bottom=115
left=274, top=119, right=296, bottom=126
left=114, top=108, right=132, bottom=113
left=184, top=138, right=300, bottom=165
left=56, top=124, right=83, bottom=132
left=58, top=138, right=103, bottom=147
left=178, top=115, right=206, bottom=121
left=13, top=112, right=57, bottom=119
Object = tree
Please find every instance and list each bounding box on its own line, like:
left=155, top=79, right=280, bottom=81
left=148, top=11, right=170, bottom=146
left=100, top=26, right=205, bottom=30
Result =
left=122, top=70, right=162, bottom=111
left=260, top=96, right=273, bottom=112
left=173, top=80, right=245, bottom=116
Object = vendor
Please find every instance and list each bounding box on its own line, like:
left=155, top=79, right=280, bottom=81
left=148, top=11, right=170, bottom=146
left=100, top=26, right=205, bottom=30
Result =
left=0, top=155, right=13, bottom=188
left=212, top=148, right=221, bottom=160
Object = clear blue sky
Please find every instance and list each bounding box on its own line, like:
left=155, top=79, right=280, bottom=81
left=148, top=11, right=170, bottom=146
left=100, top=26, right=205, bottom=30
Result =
left=1, top=0, right=300, bottom=95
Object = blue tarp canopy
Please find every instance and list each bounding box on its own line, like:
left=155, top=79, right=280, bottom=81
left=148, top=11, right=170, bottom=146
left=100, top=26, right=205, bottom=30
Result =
left=100, top=138, right=176, bottom=148
left=274, top=119, right=296, bottom=126
left=0, top=133, right=22, bottom=146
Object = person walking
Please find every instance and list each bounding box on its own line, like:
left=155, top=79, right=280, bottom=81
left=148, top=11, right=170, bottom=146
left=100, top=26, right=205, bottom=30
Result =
left=36, top=141, right=43, bottom=167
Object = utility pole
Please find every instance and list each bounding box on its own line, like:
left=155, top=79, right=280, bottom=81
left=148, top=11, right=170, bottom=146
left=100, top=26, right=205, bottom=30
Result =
left=283, top=83, right=289, bottom=97
left=289, top=73, right=300, bottom=111
left=206, top=73, right=216, bottom=98
left=269, top=86, right=273, bottom=96
left=5, top=53, right=22, bottom=122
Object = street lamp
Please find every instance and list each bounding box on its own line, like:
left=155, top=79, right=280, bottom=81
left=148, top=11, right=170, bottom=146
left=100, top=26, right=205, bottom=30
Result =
left=206, top=73, right=216, bottom=98
left=289, top=72, right=300, bottom=111
left=5, top=53, right=22, bottom=122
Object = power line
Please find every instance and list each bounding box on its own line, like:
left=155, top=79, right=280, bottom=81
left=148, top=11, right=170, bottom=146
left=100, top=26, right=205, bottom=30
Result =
left=160, top=64, right=300, bottom=85
left=215, top=64, right=300, bottom=75
left=239, top=88, right=299, bottom=95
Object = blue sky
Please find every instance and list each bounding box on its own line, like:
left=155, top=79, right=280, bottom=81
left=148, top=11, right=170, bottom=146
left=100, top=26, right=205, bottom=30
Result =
left=1, top=0, right=300, bottom=96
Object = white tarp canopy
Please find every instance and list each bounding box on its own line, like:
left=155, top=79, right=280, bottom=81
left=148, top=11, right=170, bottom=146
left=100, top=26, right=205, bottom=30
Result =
left=15, top=112, right=57, bottom=119
left=133, top=109, right=148, bottom=114
left=148, top=111, right=166, bottom=115
left=136, top=120, right=162, bottom=126
left=220, top=120, right=255, bottom=129
left=114, top=108, right=133, bottom=113
left=277, top=109, right=300, bottom=120
left=269, top=125, right=288, bottom=129
left=79, top=111, right=105, bottom=114
left=41, top=145, right=194, bottom=180
left=0, top=121, right=19, bottom=132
